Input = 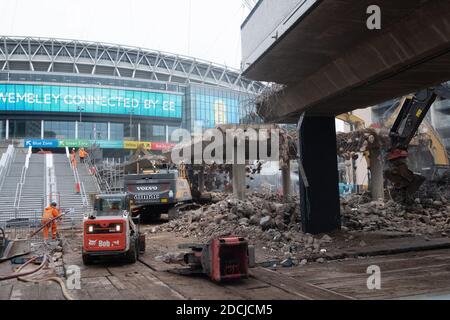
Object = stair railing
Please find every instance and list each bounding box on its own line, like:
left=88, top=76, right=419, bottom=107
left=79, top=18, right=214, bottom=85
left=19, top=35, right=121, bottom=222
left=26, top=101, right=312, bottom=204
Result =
left=13, top=146, right=32, bottom=217
left=85, top=153, right=111, bottom=193
left=0, top=144, right=15, bottom=190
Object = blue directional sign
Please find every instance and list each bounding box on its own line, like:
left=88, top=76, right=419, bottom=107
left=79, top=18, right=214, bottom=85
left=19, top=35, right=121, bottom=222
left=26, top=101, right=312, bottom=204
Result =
left=24, top=139, right=59, bottom=148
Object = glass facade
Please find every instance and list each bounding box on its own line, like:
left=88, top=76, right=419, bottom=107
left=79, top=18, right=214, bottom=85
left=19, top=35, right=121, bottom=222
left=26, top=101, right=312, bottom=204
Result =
left=78, top=122, right=108, bottom=140
left=168, top=125, right=181, bottom=142
left=185, top=84, right=258, bottom=132
left=0, top=81, right=261, bottom=147
left=44, top=121, right=76, bottom=139
left=141, top=124, right=166, bottom=142
left=124, top=123, right=139, bottom=141
left=0, top=120, right=4, bottom=139
left=110, top=123, right=124, bottom=140
left=8, top=120, right=41, bottom=139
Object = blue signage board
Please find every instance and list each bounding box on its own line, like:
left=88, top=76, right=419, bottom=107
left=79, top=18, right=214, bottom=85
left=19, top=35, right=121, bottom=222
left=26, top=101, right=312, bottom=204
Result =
left=24, top=139, right=59, bottom=148
left=0, top=83, right=183, bottom=119
left=93, top=140, right=124, bottom=149
left=22, top=139, right=125, bottom=149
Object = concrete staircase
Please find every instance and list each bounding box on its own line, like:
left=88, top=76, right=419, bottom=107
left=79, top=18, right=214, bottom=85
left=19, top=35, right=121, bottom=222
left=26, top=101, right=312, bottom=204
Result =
left=79, top=162, right=100, bottom=194
left=0, top=150, right=26, bottom=222
left=0, top=151, right=99, bottom=223
left=17, top=154, right=46, bottom=221
left=53, top=154, right=93, bottom=219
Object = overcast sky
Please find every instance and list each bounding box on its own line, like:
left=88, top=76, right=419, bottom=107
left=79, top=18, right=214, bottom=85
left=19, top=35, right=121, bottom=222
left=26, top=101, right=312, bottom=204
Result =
left=0, top=0, right=250, bottom=69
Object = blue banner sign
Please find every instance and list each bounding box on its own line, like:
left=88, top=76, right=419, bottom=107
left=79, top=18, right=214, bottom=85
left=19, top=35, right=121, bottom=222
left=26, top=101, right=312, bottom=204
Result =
left=23, top=139, right=125, bottom=149
left=1, top=83, right=183, bottom=119
left=24, top=139, right=59, bottom=148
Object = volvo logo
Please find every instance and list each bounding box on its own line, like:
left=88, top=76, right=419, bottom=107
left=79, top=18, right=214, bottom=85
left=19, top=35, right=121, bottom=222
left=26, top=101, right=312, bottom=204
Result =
left=136, top=186, right=158, bottom=191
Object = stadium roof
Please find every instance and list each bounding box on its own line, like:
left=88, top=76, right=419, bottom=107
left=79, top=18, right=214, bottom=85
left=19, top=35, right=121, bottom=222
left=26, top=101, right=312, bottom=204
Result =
left=0, top=36, right=264, bottom=93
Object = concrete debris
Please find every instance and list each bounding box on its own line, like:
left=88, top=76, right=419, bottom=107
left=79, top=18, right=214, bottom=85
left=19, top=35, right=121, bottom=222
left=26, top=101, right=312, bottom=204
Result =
left=316, top=258, right=325, bottom=264
left=155, top=252, right=185, bottom=264
left=281, top=258, right=294, bottom=268
left=157, top=192, right=331, bottom=261
left=155, top=171, right=450, bottom=263
left=342, top=172, right=450, bottom=235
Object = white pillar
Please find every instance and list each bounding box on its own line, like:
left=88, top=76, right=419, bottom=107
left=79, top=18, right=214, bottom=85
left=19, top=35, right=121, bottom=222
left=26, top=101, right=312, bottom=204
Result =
left=166, top=125, right=169, bottom=143
left=108, top=122, right=111, bottom=140
left=75, top=121, right=78, bottom=139
left=281, top=160, right=291, bottom=202
left=41, top=120, right=44, bottom=139
left=138, top=123, right=141, bottom=141
left=232, top=164, right=246, bottom=200
left=5, top=119, right=9, bottom=140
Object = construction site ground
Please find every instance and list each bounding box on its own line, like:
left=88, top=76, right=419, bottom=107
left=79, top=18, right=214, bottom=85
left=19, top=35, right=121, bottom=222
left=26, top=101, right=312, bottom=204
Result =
left=2, top=218, right=450, bottom=300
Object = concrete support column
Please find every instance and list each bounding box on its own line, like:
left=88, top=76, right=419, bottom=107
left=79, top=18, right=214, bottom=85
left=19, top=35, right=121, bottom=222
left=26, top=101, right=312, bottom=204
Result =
left=5, top=119, right=9, bottom=140
left=107, top=122, right=111, bottom=141
left=75, top=121, right=78, bottom=139
left=138, top=123, right=141, bottom=141
left=198, top=166, right=205, bottom=194
left=369, top=147, right=384, bottom=200
left=166, top=125, right=169, bottom=143
left=232, top=164, right=246, bottom=200
left=298, top=116, right=341, bottom=235
left=281, top=160, right=291, bottom=202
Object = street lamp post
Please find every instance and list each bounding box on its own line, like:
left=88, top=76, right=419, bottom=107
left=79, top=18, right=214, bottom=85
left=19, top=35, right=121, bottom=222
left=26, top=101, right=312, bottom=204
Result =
left=129, top=109, right=135, bottom=139
left=78, top=106, right=85, bottom=123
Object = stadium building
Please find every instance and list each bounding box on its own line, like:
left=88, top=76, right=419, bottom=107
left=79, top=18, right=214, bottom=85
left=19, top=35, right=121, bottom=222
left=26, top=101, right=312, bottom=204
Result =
left=0, top=36, right=264, bottom=157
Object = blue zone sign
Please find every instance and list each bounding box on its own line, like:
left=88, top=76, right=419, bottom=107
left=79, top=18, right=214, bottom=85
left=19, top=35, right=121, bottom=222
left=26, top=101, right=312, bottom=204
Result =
left=24, top=139, right=59, bottom=148
left=0, top=83, right=183, bottom=119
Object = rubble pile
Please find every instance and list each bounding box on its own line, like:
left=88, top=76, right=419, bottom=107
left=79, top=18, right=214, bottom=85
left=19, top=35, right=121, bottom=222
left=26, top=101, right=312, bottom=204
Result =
left=160, top=193, right=299, bottom=238
left=158, top=193, right=333, bottom=262
left=156, top=171, right=450, bottom=263
left=336, top=129, right=383, bottom=160
left=342, top=174, right=450, bottom=235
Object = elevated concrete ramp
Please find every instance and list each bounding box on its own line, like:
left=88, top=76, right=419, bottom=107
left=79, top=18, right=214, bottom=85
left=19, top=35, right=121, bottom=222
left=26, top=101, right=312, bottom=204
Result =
left=242, top=0, right=450, bottom=122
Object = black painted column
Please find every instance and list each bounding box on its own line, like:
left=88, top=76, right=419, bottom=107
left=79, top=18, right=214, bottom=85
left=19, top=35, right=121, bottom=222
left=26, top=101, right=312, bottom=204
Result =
left=298, top=115, right=341, bottom=234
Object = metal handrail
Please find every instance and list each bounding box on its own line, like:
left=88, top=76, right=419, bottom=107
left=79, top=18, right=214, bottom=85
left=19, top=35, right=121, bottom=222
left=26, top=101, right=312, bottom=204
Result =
left=0, top=145, right=15, bottom=190
left=85, top=154, right=111, bottom=193
left=13, top=183, right=20, bottom=209
left=74, top=167, right=89, bottom=207
left=70, top=157, right=89, bottom=207
left=14, top=166, right=27, bottom=211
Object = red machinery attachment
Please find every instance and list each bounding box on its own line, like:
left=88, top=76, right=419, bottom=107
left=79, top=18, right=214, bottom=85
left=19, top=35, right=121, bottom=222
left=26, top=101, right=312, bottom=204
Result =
left=179, top=237, right=254, bottom=282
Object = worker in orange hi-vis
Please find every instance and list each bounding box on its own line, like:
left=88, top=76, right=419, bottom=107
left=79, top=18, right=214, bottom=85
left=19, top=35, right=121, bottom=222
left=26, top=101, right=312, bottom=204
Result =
left=42, top=202, right=60, bottom=241
left=79, top=148, right=88, bottom=163
left=70, top=148, right=77, bottom=169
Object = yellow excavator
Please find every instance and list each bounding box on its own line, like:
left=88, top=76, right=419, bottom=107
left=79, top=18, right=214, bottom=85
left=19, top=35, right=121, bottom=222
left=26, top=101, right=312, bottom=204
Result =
left=336, top=113, right=366, bottom=131
left=383, top=87, right=450, bottom=195
left=383, top=96, right=449, bottom=169
left=337, top=89, right=450, bottom=198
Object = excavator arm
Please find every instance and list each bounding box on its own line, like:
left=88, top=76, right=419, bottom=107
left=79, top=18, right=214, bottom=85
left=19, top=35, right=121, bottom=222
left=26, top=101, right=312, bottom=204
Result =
left=385, top=86, right=450, bottom=195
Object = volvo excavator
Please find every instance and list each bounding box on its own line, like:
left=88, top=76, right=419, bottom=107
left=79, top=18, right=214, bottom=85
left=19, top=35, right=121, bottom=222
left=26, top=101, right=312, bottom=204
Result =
left=384, top=85, right=450, bottom=198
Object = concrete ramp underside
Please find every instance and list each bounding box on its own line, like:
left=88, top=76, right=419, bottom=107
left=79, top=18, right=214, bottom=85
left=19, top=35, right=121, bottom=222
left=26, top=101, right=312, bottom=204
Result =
left=243, top=0, right=450, bottom=122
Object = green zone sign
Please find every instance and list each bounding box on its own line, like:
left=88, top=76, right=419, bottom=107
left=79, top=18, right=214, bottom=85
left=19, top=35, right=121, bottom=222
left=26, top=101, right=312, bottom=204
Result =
left=58, top=140, right=125, bottom=149
left=0, top=83, right=183, bottom=119
left=58, top=139, right=92, bottom=148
